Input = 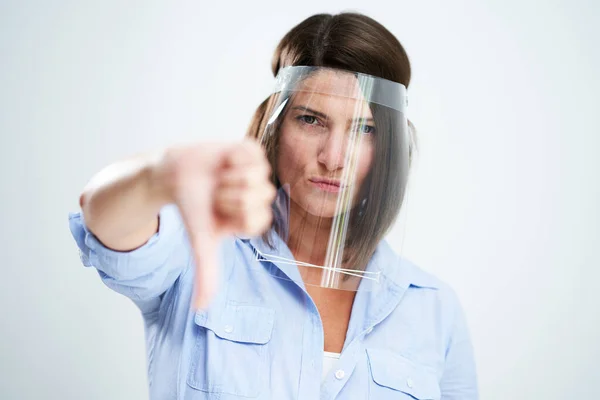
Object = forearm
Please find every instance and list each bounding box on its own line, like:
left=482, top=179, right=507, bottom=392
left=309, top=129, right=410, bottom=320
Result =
left=79, top=150, right=171, bottom=252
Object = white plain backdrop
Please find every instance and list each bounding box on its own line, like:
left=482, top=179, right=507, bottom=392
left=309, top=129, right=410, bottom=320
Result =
left=1, top=1, right=598, bottom=399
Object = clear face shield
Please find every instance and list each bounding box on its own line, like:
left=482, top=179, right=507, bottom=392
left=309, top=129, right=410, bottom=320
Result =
left=254, top=66, right=410, bottom=291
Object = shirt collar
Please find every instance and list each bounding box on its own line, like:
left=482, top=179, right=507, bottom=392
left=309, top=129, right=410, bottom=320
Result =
left=375, top=239, right=441, bottom=290
left=246, top=230, right=305, bottom=287
left=243, top=230, right=440, bottom=292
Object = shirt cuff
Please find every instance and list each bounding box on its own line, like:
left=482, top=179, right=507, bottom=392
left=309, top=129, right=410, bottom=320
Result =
left=67, top=204, right=185, bottom=281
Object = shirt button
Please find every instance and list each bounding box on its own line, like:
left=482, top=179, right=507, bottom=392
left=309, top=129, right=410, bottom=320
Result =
left=406, top=377, right=414, bottom=388
left=335, top=369, right=345, bottom=380
left=224, top=325, right=233, bottom=333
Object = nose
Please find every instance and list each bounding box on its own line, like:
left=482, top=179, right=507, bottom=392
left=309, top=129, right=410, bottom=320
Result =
left=317, top=129, right=347, bottom=171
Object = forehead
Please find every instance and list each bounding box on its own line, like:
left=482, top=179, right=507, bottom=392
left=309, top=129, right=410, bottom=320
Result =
left=292, top=70, right=373, bottom=119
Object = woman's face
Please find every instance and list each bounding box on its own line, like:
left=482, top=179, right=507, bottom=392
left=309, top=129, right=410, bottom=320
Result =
left=276, top=70, right=376, bottom=219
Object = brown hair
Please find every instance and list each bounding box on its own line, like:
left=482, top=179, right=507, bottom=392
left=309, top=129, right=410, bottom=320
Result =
left=247, top=12, right=416, bottom=272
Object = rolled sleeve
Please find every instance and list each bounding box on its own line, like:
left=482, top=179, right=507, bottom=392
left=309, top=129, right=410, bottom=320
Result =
left=68, top=204, right=192, bottom=307
left=440, top=290, right=479, bottom=400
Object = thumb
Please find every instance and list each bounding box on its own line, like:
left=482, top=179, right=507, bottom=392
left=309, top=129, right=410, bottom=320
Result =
left=190, top=230, right=220, bottom=310
left=178, top=177, right=220, bottom=310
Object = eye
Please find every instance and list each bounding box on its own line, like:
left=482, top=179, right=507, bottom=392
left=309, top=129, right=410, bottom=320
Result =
left=297, top=115, right=321, bottom=125
left=361, top=125, right=376, bottom=135
left=352, top=123, right=376, bottom=135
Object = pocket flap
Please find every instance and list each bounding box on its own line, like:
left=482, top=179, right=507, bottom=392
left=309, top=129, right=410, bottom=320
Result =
left=366, top=348, right=441, bottom=399
left=194, top=304, right=275, bottom=345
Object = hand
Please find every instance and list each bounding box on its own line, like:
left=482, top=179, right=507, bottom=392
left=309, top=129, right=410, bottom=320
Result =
left=157, top=139, right=276, bottom=309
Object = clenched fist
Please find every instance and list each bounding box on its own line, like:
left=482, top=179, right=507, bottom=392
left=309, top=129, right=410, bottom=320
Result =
left=155, top=139, right=276, bottom=309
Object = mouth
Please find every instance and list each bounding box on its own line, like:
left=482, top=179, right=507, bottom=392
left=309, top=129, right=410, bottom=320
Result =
left=309, top=177, right=346, bottom=193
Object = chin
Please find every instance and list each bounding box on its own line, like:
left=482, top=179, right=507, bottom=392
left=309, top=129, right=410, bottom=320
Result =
left=297, top=197, right=353, bottom=219
left=306, top=207, right=337, bottom=219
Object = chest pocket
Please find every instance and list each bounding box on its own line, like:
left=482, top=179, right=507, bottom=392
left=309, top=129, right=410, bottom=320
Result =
left=366, top=348, right=441, bottom=400
left=187, top=304, right=275, bottom=398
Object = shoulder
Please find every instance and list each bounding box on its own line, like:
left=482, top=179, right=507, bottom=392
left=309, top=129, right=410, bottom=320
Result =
left=369, top=241, right=475, bottom=372
left=376, top=239, right=464, bottom=314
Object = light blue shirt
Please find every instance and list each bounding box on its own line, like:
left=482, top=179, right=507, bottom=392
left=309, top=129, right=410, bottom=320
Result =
left=68, top=204, right=478, bottom=399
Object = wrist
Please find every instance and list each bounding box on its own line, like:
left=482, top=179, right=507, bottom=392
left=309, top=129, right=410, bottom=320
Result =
left=147, top=148, right=176, bottom=207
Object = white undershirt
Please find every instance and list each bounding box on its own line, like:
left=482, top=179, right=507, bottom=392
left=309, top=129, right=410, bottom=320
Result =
left=322, top=351, right=341, bottom=380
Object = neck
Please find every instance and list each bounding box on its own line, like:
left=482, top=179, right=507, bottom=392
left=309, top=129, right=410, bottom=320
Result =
left=286, top=200, right=333, bottom=267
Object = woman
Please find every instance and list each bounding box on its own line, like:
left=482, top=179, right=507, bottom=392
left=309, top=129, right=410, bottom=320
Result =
left=69, top=12, right=478, bottom=400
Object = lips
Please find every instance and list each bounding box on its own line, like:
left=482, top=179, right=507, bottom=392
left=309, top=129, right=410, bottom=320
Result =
left=310, top=177, right=342, bottom=187
left=309, top=177, right=345, bottom=193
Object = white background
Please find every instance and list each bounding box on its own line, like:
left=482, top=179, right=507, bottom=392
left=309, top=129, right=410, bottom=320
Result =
left=1, top=1, right=598, bottom=399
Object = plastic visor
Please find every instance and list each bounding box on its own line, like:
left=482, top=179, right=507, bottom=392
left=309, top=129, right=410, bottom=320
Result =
left=252, top=66, right=410, bottom=291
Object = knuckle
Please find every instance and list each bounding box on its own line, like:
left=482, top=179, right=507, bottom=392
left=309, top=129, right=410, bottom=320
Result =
left=262, top=162, right=272, bottom=178
left=245, top=138, right=262, bottom=151
left=263, top=209, right=273, bottom=227
left=257, top=211, right=273, bottom=234
left=241, top=195, right=253, bottom=210
left=234, top=194, right=246, bottom=209
left=268, top=184, right=277, bottom=200
left=242, top=171, right=254, bottom=187
left=244, top=210, right=271, bottom=236
left=241, top=212, right=255, bottom=233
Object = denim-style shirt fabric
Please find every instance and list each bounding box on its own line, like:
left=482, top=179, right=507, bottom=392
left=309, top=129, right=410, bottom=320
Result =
left=68, top=204, right=478, bottom=400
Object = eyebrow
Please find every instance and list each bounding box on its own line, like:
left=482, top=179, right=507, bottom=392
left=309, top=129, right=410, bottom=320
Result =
left=291, top=106, right=374, bottom=123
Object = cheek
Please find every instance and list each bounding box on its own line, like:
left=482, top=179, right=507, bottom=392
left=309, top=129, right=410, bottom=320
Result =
left=356, top=142, right=375, bottom=182
left=276, top=130, right=307, bottom=180
left=277, top=126, right=316, bottom=175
